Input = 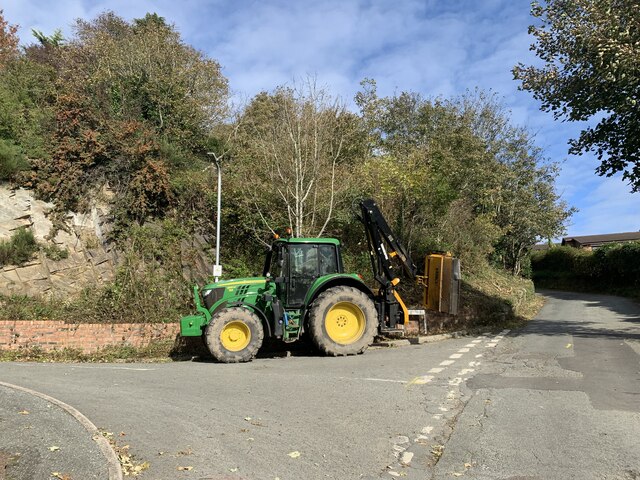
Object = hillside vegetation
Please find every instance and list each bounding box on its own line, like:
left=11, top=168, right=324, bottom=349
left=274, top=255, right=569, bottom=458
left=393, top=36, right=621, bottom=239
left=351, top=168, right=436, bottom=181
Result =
left=0, top=11, right=572, bottom=325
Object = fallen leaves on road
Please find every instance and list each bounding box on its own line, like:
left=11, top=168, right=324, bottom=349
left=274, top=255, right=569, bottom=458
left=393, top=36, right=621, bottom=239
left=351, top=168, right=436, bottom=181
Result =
left=177, top=466, right=193, bottom=471
left=48, top=446, right=60, bottom=452
left=100, top=430, right=149, bottom=477
left=18, top=410, right=29, bottom=415
left=431, top=444, right=444, bottom=459
left=566, top=343, right=572, bottom=349
left=287, top=451, right=301, bottom=458
left=51, top=473, right=72, bottom=480
left=244, top=416, right=265, bottom=427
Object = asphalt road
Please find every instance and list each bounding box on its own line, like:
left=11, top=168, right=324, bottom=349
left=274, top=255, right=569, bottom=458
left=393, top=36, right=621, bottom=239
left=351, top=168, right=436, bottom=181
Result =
left=0, top=289, right=638, bottom=480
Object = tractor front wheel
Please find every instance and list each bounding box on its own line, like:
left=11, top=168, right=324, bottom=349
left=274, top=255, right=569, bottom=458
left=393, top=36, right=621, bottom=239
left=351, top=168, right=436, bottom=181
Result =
left=204, top=307, right=264, bottom=363
left=308, top=286, right=377, bottom=356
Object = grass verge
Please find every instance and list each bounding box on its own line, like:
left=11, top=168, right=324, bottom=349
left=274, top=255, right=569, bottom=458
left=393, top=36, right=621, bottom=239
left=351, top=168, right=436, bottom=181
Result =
left=0, top=340, right=179, bottom=363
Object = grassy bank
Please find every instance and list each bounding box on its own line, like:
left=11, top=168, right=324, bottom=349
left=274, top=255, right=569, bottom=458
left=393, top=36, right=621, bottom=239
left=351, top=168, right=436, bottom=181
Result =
left=460, top=267, right=543, bottom=328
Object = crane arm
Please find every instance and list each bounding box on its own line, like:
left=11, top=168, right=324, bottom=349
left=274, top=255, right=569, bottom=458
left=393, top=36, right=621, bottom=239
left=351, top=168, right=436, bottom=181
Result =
left=358, top=199, right=417, bottom=287
left=358, top=199, right=418, bottom=330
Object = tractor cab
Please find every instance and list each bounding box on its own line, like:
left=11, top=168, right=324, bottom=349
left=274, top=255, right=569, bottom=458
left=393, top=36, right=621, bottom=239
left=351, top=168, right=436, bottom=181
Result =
left=263, top=238, right=343, bottom=308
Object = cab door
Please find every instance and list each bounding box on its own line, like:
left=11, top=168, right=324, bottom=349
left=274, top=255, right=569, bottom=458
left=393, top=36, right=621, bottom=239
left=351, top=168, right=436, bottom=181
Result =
left=286, top=244, right=319, bottom=307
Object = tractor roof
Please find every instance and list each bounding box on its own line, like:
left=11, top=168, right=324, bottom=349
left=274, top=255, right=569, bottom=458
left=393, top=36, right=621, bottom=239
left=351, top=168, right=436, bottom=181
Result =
left=275, top=237, right=341, bottom=246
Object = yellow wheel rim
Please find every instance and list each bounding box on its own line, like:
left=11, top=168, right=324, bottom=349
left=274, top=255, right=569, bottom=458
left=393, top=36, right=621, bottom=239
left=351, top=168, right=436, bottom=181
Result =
left=325, top=302, right=366, bottom=345
left=220, top=321, right=251, bottom=352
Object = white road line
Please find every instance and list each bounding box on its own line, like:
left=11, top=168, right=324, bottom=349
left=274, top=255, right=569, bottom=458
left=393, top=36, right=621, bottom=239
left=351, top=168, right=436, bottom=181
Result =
left=448, top=377, right=463, bottom=386
left=458, top=348, right=470, bottom=353
left=440, top=360, right=455, bottom=366
left=400, top=452, right=414, bottom=465
left=428, top=367, right=444, bottom=374
left=486, top=343, right=498, bottom=348
left=472, top=339, right=482, bottom=344
left=339, top=377, right=408, bottom=384
left=69, top=366, right=156, bottom=371
left=362, top=377, right=408, bottom=383
left=464, top=343, right=477, bottom=348
left=421, top=426, right=434, bottom=434
left=449, top=353, right=463, bottom=359
left=409, top=375, right=433, bottom=385
left=457, top=368, right=474, bottom=375
left=475, top=354, right=483, bottom=358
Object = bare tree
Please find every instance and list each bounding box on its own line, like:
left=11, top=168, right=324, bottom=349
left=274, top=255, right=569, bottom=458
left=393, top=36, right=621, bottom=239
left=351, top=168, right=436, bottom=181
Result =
left=234, top=79, right=356, bottom=238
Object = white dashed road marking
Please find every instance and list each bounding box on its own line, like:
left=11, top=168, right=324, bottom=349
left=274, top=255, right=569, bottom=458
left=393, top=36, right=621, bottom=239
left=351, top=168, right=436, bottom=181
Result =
left=388, top=330, right=511, bottom=474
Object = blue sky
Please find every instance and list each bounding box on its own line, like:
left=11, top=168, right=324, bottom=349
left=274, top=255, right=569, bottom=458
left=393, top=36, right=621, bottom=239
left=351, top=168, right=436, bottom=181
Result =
left=3, top=0, right=639, bottom=237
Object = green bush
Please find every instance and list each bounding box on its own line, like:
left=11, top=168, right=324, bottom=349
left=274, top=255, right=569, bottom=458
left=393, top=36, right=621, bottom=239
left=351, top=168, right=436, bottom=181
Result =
left=0, top=227, right=38, bottom=266
left=42, top=242, right=69, bottom=261
left=0, top=138, right=28, bottom=180
left=531, top=242, right=640, bottom=297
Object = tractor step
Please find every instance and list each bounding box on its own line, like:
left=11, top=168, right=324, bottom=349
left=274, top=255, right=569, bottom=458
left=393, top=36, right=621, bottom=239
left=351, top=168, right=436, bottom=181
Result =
left=379, top=327, right=405, bottom=335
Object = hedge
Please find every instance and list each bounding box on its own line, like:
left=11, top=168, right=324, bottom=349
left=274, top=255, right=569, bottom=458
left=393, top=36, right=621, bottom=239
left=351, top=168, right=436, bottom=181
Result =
left=531, top=242, right=640, bottom=297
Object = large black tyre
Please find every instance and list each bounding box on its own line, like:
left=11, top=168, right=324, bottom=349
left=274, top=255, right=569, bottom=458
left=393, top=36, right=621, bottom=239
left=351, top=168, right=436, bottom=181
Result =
left=308, top=286, right=378, bottom=356
left=204, top=307, right=264, bottom=363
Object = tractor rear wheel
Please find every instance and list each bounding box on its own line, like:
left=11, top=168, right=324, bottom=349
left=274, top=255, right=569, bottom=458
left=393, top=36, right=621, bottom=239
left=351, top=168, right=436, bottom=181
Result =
left=204, top=307, right=264, bottom=363
left=308, top=286, right=377, bottom=356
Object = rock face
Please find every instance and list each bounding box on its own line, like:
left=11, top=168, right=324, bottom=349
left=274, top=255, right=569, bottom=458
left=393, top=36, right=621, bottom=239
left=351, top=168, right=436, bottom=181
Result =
left=0, top=186, right=116, bottom=298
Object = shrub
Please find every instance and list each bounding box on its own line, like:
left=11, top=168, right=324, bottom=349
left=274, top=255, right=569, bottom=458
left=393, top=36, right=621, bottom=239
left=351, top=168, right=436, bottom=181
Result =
left=0, top=138, right=29, bottom=180
left=0, top=227, right=38, bottom=266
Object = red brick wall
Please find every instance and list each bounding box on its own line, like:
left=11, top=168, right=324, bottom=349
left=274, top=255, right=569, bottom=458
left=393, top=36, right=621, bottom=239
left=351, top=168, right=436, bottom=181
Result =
left=0, top=320, right=180, bottom=353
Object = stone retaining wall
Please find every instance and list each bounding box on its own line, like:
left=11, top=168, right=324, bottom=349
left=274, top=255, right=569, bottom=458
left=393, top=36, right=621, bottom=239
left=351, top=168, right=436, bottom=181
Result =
left=0, top=320, right=179, bottom=353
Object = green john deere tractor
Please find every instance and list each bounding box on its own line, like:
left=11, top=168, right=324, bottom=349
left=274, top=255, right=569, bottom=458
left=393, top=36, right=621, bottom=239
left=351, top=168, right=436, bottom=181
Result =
left=180, top=199, right=460, bottom=362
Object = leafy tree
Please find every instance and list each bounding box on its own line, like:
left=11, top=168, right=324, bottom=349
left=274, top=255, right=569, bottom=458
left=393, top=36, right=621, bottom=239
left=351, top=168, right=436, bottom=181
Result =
left=0, top=10, right=19, bottom=69
left=355, top=82, right=574, bottom=273
left=71, top=12, right=228, bottom=147
left=0, top=18, right=57, bottom=180
left=514, top=0, right=640, bottom=191
left=32, top=29, right=65, bottom=47
left=22, top=11, right=228, bottom=228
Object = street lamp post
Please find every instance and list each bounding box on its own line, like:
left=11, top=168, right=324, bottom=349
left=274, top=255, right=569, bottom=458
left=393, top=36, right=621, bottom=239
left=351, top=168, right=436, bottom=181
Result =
left=207, top=152, right=223, bottom=282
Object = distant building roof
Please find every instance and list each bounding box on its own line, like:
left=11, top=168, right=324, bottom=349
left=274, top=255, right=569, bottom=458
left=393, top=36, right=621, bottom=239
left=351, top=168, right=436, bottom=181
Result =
left=561, top=231, right=640, bottom=248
